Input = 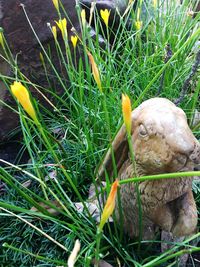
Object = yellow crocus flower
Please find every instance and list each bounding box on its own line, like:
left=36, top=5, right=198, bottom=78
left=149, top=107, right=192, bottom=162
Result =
left=55, top=18, right=67, bottom=40
left=10, top=81, right=38, bottom=123
left=81, top=9, right=86, bottom=26
left=87, top=52, right=102, bottom=93
left=52, top=0, right=59, bottom=11
left=122, top=94, right=132, bottom=134
left=71, top=35, right=78, bottom=49
left=99, top=180, right=119, bottom=231
left=100, top=9, right=110, bottom=28
left=52, top=26, right=57, bottom=41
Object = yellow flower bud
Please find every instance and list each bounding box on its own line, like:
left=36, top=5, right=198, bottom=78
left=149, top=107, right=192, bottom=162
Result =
left=122, top=94, right=132, bottom=134
left=39, top=52, right=44, bottom=65
left=10, top=81, right=38, bottom=123
left=52, top=26, right=57, bottom=41
left=135, top=7, right=142, bottom=31
left=70, top=35, right=78, bottom=49
left=87, top=52, right=102, bottom=93
left=135, top=20, right=143, bottom=31
left=81, top=9, right=86, bottom=26
left=0, top=32, right=4, bottom=48
left=55, top=18, right=67, bottom=40
left=100, top=9, right=110, bottom=28
left=99, top=180, right=119, bottom=231
left=52, top=0, right=59, bottom=11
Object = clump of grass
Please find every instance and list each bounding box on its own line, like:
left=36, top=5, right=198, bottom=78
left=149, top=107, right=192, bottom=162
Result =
left=0, top=0, right=200, bottom=266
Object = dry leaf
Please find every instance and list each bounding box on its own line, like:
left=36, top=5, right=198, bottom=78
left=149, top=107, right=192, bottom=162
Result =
left=191, top=109, right=200, bottom=127
left=30, top=200, right=62, bottom=216
left=45, top=170, right=57, bottom=182
left=21, top=180, right=32, bottom=188
left=67, top=239, right=81, bottom=267
left=92, top=259, right=114, bottom=267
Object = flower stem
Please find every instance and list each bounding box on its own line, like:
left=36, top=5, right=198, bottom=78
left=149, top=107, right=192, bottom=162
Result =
left=94, top=228, right=103, bottom=267
left=119, top=171, right=200, bottom=184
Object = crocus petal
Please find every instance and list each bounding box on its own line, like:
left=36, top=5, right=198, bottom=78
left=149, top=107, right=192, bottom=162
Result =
left=88, top=52, right=102, bottom=92
left=0, top=32, right=4, bottom=48
left=10, top=81, right=38, bottom=123
left=52, top=26, right=57, bottom=40
left=71, top=35, right=78, bottom=48
left=81, top=9, right=86, bottom=26
left=52, top=0, right=59, bottom=11
left=39, top=52, right=44, bottom=65
left=99, top=180, right=119, bottom=231
left=100, top=9, right=110, bottom=28
left=55, top=18, right=67, bottom=40
left=122, top=94, right=132, bottom=134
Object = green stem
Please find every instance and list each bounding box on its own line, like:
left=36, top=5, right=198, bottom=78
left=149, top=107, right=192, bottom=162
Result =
left=142, top=232, right=200, bottom=267
left=94, top=228, right=103, bottom=267
left=119, top=171, right=200, bottom=185
left=143, top=247, right=200, bottom=267
left=2, top=243, right=65, bottom=265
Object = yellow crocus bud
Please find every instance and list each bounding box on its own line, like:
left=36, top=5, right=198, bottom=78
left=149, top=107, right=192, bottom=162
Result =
left=0, top=31, right=4, bottom=48
left=81, top=9, right=86, bottom=26
left=39, top=52, right=44, bottom=65
left=122, top=94, right=132, bottom=134
left=52, top=0, right=59, bottom=11
left=100, top=9, right=110, bottom=28
left=135, top=7, right=142, bottom=31
left=87, top=52, right=102, bottom=93
left=55, top=18, right=67, bottom=40
left=10, top=81, right=38, bottom=123
left=99, top=180, right=119, bottom=231
left=135, top=20, right=143, bottom=31
left=70, top=35, right=78, bottom=49
left=52, top=26, right=57, bottom=41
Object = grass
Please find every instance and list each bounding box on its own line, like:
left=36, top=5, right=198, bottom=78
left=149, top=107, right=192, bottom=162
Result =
left=0, top=0, right=200, bottom=266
